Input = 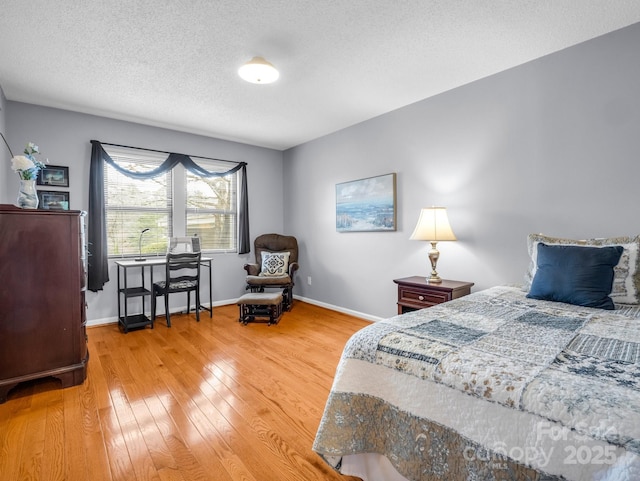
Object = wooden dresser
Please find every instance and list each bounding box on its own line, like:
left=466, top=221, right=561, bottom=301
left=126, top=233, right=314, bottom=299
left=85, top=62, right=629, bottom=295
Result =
left=0, top=204, right=88, bottom=403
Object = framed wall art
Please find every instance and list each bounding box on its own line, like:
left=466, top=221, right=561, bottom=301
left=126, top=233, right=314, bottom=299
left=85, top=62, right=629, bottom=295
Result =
left=37, top=165, right=69, bottom=187
left=38, top=190, right=70, bottom=210
left=336, top=172, right=397, bottom=232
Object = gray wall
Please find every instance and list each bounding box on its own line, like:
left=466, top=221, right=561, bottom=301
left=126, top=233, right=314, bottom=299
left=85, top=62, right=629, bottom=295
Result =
left=4, top=103, right=284, bottom=324
left=3, top=23, right=640, bottom=324
left=284, top=22, right=640, bottom=320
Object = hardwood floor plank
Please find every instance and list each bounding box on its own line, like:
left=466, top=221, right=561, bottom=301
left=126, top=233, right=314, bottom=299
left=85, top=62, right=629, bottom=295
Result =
left=101, top=353, right=162, bottom=481
left=144, top=397, right=211, bottom=481
left=0, top=412, right=28, bottom=480
left=41, top=387, right=65, bottom=481
left=98, top=405, right=137, bottom=481
left=77, top=364, right=114, bottom=481
left=172, top=359, right=309, bottom=481
left=0, top=386, right=33, bottom=480
left=0, top=302, right=369, bottom=481
left=131, top=337, right=234, bottom=481
left=157, top=466, right=187, bottom=481
left=89, top=333, right=119, bottom=411
left=198, top=350, right=350, bottom=481
left=153, top=384, right=249, bottom=481
left=152, top=343, right=261, bottom=481
left=63, top=386, right=92, bottom=481
left=16, top=388, right=49, bottom=481
left=132, top=398, right=177, bottom=472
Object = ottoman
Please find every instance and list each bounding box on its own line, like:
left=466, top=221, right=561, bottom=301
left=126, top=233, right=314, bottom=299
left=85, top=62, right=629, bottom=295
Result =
left=237, top=291, right=284, bottom=325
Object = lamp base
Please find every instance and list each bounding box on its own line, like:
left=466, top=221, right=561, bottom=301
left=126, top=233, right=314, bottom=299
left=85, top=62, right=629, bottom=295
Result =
left=135, top=258, right=147, bottom=262
left=427, top=242, right=442, bottom=284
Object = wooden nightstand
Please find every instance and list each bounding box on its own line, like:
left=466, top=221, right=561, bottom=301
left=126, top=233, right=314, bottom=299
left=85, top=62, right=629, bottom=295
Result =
left=393, top=277, right=474, bottom=314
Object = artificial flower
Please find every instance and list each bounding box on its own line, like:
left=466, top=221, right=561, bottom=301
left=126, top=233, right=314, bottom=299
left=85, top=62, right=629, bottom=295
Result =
left=11, top=143, right=47, bottom=180
left=25, top=142, right=39, bottom=155
left=11, top=155, right=35, bottom=170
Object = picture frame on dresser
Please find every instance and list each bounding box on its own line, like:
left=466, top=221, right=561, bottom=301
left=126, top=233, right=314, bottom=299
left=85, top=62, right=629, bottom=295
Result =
left=38, top=190, right=70, bottom=210
left=37, top=164, right=69, bottom=187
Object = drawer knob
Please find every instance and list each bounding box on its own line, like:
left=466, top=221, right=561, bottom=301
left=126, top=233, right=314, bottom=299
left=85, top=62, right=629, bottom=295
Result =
left=418, top=295, right=425, bottom=301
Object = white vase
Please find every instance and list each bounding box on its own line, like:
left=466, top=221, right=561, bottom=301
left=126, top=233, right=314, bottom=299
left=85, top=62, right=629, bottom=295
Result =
left=17, top=179, right=39, bottom=209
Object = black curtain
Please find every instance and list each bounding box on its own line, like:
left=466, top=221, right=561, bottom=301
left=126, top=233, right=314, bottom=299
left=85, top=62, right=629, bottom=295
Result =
left=88, top=142, right=109, bottom=292
left=238, top=166, right=250, bottom=254
left=88, top=140, right=250, bottom=291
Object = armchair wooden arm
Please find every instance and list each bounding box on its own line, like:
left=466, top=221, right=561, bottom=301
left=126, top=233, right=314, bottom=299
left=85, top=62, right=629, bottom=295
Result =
left=244, top=263, right=260, bottom=276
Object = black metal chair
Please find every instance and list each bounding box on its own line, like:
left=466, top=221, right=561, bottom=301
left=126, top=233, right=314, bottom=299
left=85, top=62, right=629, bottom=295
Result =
left=152, top=251, right=202, bottom=327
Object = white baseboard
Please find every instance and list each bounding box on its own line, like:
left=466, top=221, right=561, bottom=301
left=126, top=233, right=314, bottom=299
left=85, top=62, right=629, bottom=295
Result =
left=292, top=295, right=381, bottom=323
left=87, top=296, right=381, bottom=327
left=86, top=299, right=234, bottom=327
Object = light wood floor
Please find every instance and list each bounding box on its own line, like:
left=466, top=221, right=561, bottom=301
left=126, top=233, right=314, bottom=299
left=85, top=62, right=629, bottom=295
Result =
left=0, top=301, right=371, bottom=481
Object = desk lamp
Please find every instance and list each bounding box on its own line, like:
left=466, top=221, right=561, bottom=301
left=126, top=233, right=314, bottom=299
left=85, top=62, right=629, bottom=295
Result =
left=135, top=228, right=150, bottom=261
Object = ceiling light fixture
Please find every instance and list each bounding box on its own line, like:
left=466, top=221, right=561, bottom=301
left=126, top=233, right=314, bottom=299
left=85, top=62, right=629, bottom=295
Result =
left=238, top=56, right=279, bottom=84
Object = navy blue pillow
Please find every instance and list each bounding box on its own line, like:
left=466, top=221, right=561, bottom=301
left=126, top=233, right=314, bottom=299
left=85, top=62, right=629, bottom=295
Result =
left=526, top=243, right=623, bottom=310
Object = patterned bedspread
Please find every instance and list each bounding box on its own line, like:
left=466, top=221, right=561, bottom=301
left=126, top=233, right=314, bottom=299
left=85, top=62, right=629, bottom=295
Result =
left=313, top=286, right=640, bottom=481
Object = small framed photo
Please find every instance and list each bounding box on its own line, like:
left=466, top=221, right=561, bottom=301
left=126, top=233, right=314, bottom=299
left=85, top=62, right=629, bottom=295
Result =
left=37, top=165, right=69, bottom=187
left=38, top=190, right=70, bottom=210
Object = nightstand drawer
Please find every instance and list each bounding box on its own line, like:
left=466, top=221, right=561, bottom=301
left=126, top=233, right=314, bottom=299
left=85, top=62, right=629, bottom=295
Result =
left=398, top=286, right=449, bottom=307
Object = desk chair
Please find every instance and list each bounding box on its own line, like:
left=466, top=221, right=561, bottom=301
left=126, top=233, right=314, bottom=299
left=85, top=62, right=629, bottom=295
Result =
left=152, top=251, right=202, bottom=327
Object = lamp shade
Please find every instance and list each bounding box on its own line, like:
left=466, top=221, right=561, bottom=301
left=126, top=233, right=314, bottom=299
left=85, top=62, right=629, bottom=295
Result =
left=410, top=207, right=457, bottom=241
left=238, top=56, right=279, bottom=84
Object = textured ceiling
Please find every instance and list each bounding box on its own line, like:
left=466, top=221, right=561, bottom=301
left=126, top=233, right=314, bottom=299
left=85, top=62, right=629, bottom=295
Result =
left=1, top=1, right=640, bottom=150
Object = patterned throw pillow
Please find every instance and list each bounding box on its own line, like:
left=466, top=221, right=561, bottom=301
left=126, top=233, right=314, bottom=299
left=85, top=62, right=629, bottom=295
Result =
left=524, top=233, right=640, bottom=305
left=259, top=251, right=290, bottom=277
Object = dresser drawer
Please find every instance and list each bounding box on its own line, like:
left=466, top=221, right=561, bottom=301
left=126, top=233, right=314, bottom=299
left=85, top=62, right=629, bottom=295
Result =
left=398, top=285, right=450, bottom=308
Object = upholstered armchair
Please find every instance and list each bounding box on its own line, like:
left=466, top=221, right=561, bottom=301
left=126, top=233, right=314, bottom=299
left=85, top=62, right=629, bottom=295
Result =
left=244, top=233, right=299, bottom=311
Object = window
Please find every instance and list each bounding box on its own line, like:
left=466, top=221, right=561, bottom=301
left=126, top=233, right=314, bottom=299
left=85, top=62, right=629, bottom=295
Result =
left=185, top=159, right=237, bottom=251
left=103, top=146, right=238, bottom=258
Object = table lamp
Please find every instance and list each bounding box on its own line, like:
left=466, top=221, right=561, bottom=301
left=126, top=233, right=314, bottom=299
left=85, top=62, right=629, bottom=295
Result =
left=410, top=207, right=457, bottom=283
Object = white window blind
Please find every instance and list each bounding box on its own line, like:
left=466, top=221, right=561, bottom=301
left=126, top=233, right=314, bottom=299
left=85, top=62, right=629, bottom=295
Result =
left=103, top=146, right=172, bottom=257
left=185, top=159, right=237, bottom=252
left=103, top=146, right=238, bottom=257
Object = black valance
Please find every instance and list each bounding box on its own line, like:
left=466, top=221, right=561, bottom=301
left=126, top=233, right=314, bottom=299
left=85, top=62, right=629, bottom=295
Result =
left=88, top=140, right=250, bottom=291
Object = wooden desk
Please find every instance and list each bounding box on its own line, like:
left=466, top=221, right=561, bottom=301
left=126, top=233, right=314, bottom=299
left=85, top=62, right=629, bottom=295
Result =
left=115, top=257, right=213, bottom=332
left=393, top=276, right=474, bottom=314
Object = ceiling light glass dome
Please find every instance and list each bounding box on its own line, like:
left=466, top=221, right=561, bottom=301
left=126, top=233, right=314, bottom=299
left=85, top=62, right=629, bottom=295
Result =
left=238, top=57, right=280, bottom=84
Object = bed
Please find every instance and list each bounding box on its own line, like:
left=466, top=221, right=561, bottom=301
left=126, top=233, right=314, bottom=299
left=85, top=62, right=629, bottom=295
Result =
left=313, top=234, right=640, bottom=481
